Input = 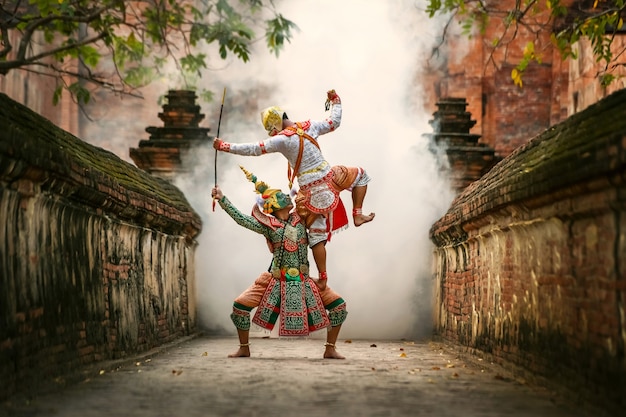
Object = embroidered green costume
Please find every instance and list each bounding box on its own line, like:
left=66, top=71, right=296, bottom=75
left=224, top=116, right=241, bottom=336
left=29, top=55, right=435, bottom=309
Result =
left=218, top=195, right=348, bottom=336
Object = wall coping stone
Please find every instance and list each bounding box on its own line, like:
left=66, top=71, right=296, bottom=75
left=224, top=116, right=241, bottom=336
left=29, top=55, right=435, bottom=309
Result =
left=430, top=89, right=626, bottom=245
left=0, top=93, right=202, bottom=239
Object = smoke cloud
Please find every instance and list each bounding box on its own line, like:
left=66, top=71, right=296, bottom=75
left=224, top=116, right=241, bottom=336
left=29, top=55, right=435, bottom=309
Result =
left=175, top=0, right=455, bottom=340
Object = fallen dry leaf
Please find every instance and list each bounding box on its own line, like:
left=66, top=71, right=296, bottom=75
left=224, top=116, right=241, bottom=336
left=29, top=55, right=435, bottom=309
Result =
left=344, top=339, right=352, bottom=343
left=370, top=344, right=377, bottom=348
left=432, top=366, right=441, bottom=370
left=399, top=352, right=407, bottom=358
left=201, top=352, right=208, bottom=356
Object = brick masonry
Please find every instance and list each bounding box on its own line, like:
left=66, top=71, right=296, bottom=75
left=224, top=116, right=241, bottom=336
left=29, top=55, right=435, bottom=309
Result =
left=430, top=89, right=626, bottom=414
left=422, top=0, right=626, bottom=161
left=0, top=93, right=202, bottom=400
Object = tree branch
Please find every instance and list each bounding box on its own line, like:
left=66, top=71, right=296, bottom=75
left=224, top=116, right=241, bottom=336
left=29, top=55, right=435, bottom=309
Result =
left=0, top=32, right=107, bottom=73
left=16, top=5, right=112, bottom=63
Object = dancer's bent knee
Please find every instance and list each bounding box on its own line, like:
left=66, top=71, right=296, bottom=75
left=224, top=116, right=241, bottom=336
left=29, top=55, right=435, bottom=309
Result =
left=231, top=302, right=253, bottom=330
left=326, top=299, right=348, bottom=327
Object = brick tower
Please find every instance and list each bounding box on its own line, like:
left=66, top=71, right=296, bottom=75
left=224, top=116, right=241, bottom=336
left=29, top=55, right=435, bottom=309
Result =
left=130, top=90, right=211, bottom=181
left=424, top=97, right=501, bottom=193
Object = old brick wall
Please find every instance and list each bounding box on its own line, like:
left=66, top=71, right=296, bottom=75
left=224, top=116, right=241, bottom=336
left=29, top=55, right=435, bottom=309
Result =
left=568, top=36, right=626, bottom=115
left=430, top=89, right=626, bottom=413
left=424, top=0, right=626, bottom=162
left=427, top=0, right=558, bottom=158
left=0, top=32, right=79, bottom=135
left=0, top=93, right=202, bottom=400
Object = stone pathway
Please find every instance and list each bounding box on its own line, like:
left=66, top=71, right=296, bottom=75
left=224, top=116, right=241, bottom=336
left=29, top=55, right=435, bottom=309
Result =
left=1, top=335, right=606, bottom=417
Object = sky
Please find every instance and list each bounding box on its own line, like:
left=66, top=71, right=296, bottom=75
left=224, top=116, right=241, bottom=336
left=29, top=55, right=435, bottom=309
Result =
left=172, top=0, right=456, bottom=340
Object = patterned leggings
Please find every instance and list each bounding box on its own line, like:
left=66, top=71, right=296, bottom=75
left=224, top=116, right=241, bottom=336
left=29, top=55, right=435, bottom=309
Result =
left=230, top=272, right=348, bottom=331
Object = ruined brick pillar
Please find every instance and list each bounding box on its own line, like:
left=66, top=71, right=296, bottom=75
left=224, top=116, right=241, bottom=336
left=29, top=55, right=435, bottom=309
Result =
left=424, top=97, right=501, bottom=193
left=130, top=90, right=211, bottom=180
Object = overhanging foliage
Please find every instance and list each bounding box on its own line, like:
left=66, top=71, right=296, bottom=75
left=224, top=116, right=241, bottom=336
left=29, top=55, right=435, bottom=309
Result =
left=0, top=0, right=297, bottom=103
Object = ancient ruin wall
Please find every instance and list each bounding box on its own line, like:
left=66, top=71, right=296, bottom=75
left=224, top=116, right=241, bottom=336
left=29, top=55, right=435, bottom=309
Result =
left=0, top=93, right=202, bottom=399
left=430, top=89, right=626, bottom=411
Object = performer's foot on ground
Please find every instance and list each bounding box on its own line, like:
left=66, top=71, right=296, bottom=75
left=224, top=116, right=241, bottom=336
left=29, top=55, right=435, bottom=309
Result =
left=324, top=347, right=346, bottom=359
left=354, top=212, right=375, bottom=227
left=227, top=347, right=250, bottom=358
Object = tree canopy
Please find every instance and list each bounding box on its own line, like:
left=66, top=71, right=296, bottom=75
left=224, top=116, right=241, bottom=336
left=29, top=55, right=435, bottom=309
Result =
left=0, top=0, right=296, bottom=104
left=425, top=0, right=625, bottom=87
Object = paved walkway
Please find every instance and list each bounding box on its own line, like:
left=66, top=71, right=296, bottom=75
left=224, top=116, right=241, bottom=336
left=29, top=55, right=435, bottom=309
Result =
left=1, top=335, right=606, bottom=417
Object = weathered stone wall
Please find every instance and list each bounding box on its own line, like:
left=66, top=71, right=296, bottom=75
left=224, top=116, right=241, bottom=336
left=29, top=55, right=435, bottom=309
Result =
left=430, top=89, right=626, bottom=412
left=0, top=93, right=202, bottom=400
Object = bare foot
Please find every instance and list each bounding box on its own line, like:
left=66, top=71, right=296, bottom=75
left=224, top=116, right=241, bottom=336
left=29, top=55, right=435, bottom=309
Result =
left=324, top=346, right=346, bottom=360
left=227, top=346, right=250, bottom=358
left=354, top=212, right=375, bottom=227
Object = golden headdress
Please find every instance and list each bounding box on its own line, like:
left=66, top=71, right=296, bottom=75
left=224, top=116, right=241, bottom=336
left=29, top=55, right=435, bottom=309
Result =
left=240, top=166, right=291, bottom=214
left=260, top=106, right=284, bottom=136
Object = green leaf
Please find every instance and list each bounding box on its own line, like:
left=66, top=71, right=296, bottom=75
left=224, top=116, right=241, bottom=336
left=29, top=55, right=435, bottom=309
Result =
left=180, top=53, right=208, bottom=76
left=600, top=73, right=615, bottom=87
left=68, top=82, right=90, bottom=105
left=52, top=85, right=63, bottom=106
left=78, top=46, right=101, bottom=68
left=198, top=89, right=215, bottom=103
left=124, top=67, right=155, bottom=88
left=265, top=15, right=298, bottom=56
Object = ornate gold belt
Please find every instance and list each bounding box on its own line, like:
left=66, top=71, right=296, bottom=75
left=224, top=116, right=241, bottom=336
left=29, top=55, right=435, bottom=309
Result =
left=271, top=265, right=309, bottom=279
left=300, top=161, right=329, bottom=177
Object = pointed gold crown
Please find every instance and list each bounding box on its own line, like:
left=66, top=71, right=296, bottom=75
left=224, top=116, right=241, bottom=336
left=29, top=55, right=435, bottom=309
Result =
left=240, top=165, right=290, bottom=214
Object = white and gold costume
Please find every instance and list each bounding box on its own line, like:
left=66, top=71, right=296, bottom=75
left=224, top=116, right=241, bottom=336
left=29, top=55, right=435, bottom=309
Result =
left=216, top=91, right=371, bottom=246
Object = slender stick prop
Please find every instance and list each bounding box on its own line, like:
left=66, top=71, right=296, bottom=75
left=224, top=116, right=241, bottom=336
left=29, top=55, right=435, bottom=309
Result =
left=212, top=87, right=227, bottom=212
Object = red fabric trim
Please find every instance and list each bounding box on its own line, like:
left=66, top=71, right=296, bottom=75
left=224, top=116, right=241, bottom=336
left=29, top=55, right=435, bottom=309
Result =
left=328, top=197, right=348, bottom=239
left=252, top=278, right=279, bottom=331
left=299, top=171, right=341, bottom=214
left=251, top=204, right=284, bottom=230
left=280, top=120, right=311, bottom=135
left=290, top=212, right=301, bottom=226
left=218, top=141, right=231, bottom=152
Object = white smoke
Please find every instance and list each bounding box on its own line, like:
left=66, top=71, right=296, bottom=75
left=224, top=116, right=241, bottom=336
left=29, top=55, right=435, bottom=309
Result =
left=176, top=0, right=455, bottom=340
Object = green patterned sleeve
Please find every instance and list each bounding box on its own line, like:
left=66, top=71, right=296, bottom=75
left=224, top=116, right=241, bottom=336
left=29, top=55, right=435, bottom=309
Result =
left=218, top=196, right=269, bottom=237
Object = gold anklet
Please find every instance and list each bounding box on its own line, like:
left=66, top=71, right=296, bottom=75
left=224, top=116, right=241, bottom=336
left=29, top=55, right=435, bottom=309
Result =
left=324, top=342, right=335, bottom=348
left=239, top=343, right=250, bottom=347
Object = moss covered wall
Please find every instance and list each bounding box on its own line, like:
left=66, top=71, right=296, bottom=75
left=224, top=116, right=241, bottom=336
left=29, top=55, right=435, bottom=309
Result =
left=430, top=89, right=626, bottom=413
left=0, top=93, right=202, bottom=400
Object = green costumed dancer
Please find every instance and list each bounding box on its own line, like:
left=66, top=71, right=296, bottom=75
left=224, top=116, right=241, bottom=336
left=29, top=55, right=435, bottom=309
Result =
left=211, top=166, right=348, bottom=359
